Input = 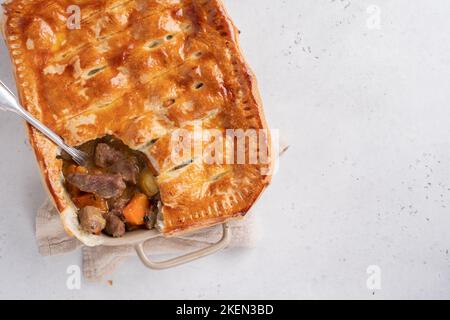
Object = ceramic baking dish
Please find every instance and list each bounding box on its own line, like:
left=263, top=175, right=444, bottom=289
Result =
left=1, top=0, right=271, bottom=269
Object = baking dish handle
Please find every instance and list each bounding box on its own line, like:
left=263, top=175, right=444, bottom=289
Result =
left=134, top=223, right=231, bottom=270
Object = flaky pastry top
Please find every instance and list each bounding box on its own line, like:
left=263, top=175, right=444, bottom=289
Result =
left=3, top=0, right=271, bottom=234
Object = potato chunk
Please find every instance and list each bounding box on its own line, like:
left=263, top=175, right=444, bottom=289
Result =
left=139, top=168, right=159, bottom=197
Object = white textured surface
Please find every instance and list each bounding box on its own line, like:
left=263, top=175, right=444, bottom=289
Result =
left=0, top=0, right=449, bottom=299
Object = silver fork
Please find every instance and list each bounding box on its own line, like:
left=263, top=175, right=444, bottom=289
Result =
left=0, top=80, right=88, bottom=166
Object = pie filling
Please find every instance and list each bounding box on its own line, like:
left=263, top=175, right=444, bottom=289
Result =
left=60, top=135, right=160, bottom=238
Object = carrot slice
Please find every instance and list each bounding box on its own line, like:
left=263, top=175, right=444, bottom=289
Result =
left=72, top=194, right=108, bottom=213
left=66, top=164, right=89, bottom=175
left=123, top=193, right=149, bottom=226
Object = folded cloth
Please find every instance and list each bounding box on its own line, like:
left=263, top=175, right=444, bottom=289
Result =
left=36, top=200, right=261, bottom=282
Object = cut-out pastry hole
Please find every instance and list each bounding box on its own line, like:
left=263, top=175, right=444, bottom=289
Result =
left=87, top=66, right=106, bottom=77
left=164, top=99, right=176, bottom=107
left=212, top=171, right=229, bottom=181
left=147, top=39, right=163, bottom=49
left=194, top=82, right=204, bottom=90
left=138, top=138, right=159, bottom=151
left=171, top=159, right=194, bottom=172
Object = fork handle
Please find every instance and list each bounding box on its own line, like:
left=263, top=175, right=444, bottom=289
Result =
left=0, top=80, right=86, bottom=165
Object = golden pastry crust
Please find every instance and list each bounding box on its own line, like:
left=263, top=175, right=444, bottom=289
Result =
left=2, top=0, right=272, bottom=240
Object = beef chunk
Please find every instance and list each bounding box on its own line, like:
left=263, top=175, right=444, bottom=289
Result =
left=67, top=173, right=126, bottom=199
left=79, top=206, right=106, bottom=235
left=109, top=158, right=140, bottom=184
left=105, top=214, right=126, bottom=238
left=95, top=143, right=140, bottom=184
left=95, top=143, right=126, bottom=168
left=108, top=208, right=124, bottom=217
left=107, top=187, right=136, bottom=211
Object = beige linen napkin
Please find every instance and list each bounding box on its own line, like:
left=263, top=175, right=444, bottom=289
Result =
left=36, top=200, right=261, bottom=281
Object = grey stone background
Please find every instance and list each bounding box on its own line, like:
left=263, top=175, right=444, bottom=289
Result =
left=0, top=0, right=449, bottom=299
